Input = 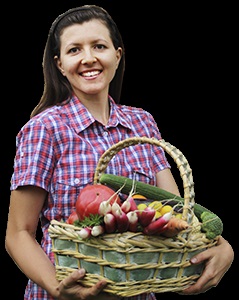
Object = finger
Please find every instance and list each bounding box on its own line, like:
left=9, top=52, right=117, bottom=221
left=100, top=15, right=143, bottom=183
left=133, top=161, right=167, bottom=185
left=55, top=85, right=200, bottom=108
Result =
left=179, top=272, right=216, bottom=295
left=86, top=279, right=108, bottom=297
left=190, top=252, right=208, bottom=264
left=61, top=269, right=86, bottom=289
left=180, top=283, right=215, bottom=295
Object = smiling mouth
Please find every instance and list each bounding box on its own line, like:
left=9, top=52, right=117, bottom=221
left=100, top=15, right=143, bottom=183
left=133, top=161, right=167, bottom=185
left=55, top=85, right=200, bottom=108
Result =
left=81, top=70, right=101, bottom=77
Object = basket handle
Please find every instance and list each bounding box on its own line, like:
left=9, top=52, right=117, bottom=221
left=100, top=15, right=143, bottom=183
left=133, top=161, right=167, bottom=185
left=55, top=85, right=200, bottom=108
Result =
left=93, top=136, right=195, bottom=221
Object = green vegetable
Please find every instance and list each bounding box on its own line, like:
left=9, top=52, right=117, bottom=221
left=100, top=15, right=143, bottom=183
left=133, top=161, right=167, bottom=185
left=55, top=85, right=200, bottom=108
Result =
left=99, top=174, right=223, bottom=239
left=99, top=174, right=184, bottom=201
left=74, top=213, right=104, bottom=227
left=99, top=174, right=206, bottom=218
left=200, top=211, right=223, bottom=239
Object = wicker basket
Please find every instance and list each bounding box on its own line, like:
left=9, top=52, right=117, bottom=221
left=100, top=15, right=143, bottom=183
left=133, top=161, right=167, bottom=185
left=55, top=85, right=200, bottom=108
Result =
left=49, top=137, right=218, bottom=297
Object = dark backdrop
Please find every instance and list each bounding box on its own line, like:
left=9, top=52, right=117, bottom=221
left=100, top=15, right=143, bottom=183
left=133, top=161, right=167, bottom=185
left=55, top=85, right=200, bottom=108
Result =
left=2, top=1, right=236, bottom=299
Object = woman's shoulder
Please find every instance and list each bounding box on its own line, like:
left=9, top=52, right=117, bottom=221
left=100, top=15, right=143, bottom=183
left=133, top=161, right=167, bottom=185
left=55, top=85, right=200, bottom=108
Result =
left=116, top=103, right=155, bottom=122
left=20, top=106, right=63, bottom=133
left=117, top=103, right=152, bottom=115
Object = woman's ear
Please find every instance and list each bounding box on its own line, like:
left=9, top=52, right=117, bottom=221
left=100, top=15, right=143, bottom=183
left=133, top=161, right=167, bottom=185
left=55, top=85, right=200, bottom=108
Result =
left=116, top=47, right=122, bottom=69
left=54, top=55, right=65, bottom=75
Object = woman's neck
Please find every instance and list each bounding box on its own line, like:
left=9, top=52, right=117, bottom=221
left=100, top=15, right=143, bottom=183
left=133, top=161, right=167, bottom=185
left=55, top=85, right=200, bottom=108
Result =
left=78, top=94, right=110, bottom=126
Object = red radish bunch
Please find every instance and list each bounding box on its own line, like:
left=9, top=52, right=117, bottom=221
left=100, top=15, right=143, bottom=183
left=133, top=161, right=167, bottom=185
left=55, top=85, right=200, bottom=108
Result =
left=137, top=206, right=156, bottom=227
left=121, top=196, right=138, bottom=213
left=112, top=206, right=130, bottom=233
left=143, top=211, right=172, bottom=235
left=104, top=213, right=117, bottom=233
left=126, top=211, right=138, bottom=232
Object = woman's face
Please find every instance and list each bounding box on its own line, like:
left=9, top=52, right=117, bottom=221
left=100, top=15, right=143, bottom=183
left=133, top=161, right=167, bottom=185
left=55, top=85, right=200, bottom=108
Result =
left=55, top=19, right=122, bottom=99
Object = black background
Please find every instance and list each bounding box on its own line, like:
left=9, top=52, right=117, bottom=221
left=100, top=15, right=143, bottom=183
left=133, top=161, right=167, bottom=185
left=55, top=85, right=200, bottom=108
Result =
left=2, top=1, right=237, bottom=299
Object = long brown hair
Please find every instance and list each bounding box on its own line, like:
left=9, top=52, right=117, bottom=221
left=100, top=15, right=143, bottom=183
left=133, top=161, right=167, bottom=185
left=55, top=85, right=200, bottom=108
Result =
left=30, top=5, right=125, bottom=118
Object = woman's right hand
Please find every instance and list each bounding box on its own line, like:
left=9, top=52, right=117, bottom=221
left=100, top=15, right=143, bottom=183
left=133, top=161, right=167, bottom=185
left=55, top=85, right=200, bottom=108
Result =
left=56, top=268, right=121, bottom=299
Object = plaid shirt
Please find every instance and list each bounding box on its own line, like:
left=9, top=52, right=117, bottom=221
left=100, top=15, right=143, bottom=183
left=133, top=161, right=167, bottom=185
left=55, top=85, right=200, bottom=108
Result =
left=11, top=95, right=170, bottom=300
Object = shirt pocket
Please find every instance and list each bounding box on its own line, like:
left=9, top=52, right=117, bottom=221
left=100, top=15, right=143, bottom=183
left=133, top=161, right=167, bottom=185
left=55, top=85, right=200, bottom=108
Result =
left=130, top=166, right=155, bottom=185
left=49, top=174, right=93, bottom=220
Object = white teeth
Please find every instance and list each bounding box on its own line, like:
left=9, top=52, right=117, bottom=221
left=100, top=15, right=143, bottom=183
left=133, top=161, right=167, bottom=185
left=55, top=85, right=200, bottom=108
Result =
left=82, top=71, right=100, bottom=77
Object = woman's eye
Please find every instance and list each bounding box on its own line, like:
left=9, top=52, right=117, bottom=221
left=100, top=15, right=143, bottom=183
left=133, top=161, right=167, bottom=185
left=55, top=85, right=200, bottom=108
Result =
left=95, top=44, right=106, bottom=50
left=69, top=47, right=79, bottom=54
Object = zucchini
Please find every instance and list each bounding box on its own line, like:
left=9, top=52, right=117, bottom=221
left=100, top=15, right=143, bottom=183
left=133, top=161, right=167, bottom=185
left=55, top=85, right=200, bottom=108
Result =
left=99, top=173, right=223, bottom=238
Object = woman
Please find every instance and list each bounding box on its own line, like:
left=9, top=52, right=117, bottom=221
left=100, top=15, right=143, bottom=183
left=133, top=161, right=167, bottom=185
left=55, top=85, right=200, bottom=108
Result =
left=5, top=5, right=234, bottom=300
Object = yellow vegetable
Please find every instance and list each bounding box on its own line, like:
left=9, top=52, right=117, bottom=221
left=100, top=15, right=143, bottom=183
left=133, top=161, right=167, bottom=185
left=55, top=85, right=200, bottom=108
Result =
left=154, top=211, right=162, bottom=219
left=148, top=201, right=163, bottom=211
left=160, top=205, right=173, bottom=215
left=137, top=203, right=147, bottom=212
left=132, top=194, right=147, bottom=199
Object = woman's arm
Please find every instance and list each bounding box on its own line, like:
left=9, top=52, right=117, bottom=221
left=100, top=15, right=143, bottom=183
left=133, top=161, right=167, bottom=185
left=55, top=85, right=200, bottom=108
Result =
left=5, top=186, right=119, bottom=300
left=5, top=186, right=58, bottom=294
left=6, top=186, right=57, bottom=290
left=156, top=168, right=181, bottom=195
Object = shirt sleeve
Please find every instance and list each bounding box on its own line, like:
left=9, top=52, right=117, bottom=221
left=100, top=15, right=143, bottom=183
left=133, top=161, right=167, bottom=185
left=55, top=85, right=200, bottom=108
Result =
left=10, top=118, right=55, bottom=191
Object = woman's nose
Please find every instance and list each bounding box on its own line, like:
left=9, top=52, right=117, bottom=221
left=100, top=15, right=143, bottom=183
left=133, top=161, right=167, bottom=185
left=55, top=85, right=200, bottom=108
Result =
left=81, top=51, right=97, bottom=64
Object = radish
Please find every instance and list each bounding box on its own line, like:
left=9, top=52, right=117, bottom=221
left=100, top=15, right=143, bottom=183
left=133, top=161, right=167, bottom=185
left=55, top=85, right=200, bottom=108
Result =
left=98, top=199, right=112, bottom=216
left=121, top=177, right=138, bottom=213
left=143, top=211, right=172, bottom=235
left=98, top=185, right=124, bottom=216
left=104, top=213, right=117, bottom=233
left=111, top=201, right=121, bottom=215
left=91, top=225, right=105, bottom=236
left=138, top=206, right=156, bottom=227
left=114, top=208, right=129, bottom=233
left=78, top=227, right=92, bottom=239
left=127, top=211, right=138, bottom=232
left=121, top=196, right=138, bottom=213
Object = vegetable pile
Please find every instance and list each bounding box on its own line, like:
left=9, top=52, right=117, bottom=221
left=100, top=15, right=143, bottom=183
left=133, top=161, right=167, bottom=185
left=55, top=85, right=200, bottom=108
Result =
left=67, top=184, right=188, bottom=239
left=66, top=175, right=223, bottom=240
left=65, top=173, right=223, bottom=240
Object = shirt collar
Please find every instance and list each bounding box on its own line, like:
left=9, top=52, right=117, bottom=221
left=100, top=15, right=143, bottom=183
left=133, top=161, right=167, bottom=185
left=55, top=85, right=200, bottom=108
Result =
left=61, top=95, right=133, bottom=133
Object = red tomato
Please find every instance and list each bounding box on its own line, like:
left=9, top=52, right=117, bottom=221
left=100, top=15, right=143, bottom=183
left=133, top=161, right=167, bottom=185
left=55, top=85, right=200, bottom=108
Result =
left=66, top=210, right=79, bottom=224
left=76, top=184, right=121, bottom=220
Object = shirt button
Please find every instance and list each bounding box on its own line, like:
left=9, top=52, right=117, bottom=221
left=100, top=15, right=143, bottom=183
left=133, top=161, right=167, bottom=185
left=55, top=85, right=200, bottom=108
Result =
left=103, top=131, right=108, bottom=136
left=20, top=151, right=24, bottom=157
left=74, top=178, right=80, bottom=184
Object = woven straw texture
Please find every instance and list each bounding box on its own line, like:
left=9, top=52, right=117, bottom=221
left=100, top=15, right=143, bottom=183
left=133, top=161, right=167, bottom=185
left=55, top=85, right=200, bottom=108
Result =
left=49, top=137, right=218, bottom=297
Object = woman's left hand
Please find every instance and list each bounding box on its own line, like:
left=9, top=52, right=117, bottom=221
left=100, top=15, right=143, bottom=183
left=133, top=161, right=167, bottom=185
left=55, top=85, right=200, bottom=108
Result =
left=179, top=236, right=234, bottom=295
